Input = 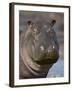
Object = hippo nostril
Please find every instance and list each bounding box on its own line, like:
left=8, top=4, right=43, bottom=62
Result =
left=47, top=45, right=56, bottom=54
left=40, top=45, right=45, bottom=51
left=53, top=45, right=55, bottom=49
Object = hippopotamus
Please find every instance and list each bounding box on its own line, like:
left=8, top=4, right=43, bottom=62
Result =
left=19, top=20, right=59, bottom=79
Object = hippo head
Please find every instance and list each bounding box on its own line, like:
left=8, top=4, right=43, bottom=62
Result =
left=22, top=20, right=59, bottom=65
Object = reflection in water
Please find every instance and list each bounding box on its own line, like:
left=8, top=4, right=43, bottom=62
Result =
left=47, top=58, right=64, bottom=77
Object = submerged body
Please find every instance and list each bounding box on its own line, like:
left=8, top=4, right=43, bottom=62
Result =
left=19, top=20, right=59, bottom=79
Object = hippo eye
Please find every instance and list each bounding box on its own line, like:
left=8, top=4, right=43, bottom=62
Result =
left=33, top=28, right=38, bottom=32
left=32, top=28, right=40, bottom=35
left=43, top=24, right=51, bottom=32
left=32, top=28, right=38, bottom=35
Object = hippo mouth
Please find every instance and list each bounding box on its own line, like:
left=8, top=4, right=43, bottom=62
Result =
left=31, top=52, right=59, bottom=65
left=34, top=58, right=58, bottom=65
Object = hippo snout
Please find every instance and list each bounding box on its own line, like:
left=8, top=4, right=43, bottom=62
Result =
left=32, top=43, right=59, bottom=65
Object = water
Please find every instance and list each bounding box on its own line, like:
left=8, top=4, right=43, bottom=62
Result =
left=47, top=58, right=64, bottom=77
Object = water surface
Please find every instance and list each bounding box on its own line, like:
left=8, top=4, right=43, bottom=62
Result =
left=47, top=58, right=64, bottom=77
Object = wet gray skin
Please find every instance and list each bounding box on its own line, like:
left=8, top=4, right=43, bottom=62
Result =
left=20, top=20, right=59, bottom=78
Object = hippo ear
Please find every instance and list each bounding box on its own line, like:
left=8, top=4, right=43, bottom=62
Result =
left=27, top=20, right=33, bottom=26
left=50, top=20, right=56, bottom=27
